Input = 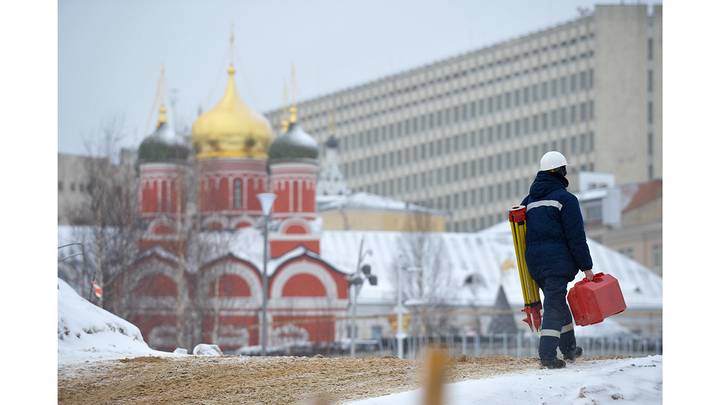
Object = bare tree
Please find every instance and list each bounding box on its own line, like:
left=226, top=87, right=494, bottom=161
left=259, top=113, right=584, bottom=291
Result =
left=392, top=207, right=455, bottom=339
left=73, top=117, right=142, bottom=313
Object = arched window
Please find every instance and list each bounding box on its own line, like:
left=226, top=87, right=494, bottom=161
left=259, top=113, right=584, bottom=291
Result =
left=233, top=178, right=242, bottom=209
left=161, top=180, right=168, bottom=212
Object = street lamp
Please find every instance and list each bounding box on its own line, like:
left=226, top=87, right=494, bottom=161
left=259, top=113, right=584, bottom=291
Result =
left=348, top=237, right=376, bottom=357
left=257, top=192, right=276, bottom=356
left=58, top=242, right=91, bottom=301
left=395, top=265, right=421, bottom=359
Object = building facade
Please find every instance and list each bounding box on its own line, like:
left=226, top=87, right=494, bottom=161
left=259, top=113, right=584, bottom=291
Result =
left=578, top=177, right=662, bottom=276
left=265, top=4, right=662, bottom=232
left=58, top=152, right=135, bottom=225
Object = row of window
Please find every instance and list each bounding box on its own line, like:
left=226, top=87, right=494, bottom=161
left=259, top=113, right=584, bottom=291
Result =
left=441, top=165, right=601, bottom=232
left=448, top=214, right=506, bottom=232
left=58, top=181, right=90, bottom=193
left=346, top=114, right=595, bottom=179
left=199, top=178, right=245, bottom=210
left=359, top=159, right=595, bottom=213
left=619, top=244, right=662, bottom=268
left=341, top=72, right=594, bottom=153
left=301, top=33, right=596, bottom=123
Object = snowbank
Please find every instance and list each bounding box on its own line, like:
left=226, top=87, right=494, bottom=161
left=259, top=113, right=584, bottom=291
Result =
left=58, top=278, right=174, bottom=365
left=346, top=355, right=662, bottom=405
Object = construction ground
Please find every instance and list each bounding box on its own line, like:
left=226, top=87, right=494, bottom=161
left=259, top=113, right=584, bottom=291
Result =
left=58, top=354, right=622, bottom=404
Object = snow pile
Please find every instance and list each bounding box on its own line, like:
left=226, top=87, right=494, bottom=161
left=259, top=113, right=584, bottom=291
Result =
left=345, top=355, right=662, bottom=405
left=58, top=278, right=172, bottom=365
left=193, top=344, right=223, bottom=356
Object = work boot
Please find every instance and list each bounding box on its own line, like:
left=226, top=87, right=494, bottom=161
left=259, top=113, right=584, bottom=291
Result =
left=562, top=346, right=583, bottom=362
left=540, top=358, right=566, bottom=369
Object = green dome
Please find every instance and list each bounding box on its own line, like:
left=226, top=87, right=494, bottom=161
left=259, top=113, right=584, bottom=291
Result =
left=138, top=122, right=190, bottom=163
left=268, top=122, right=319, bottom=162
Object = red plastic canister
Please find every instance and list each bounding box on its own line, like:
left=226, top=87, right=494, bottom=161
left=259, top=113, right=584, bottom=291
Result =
left=567, top=272, right=627, bottom=326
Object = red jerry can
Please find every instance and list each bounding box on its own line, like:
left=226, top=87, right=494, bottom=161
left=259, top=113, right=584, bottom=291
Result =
left=567, top=272, right=627, bottom=326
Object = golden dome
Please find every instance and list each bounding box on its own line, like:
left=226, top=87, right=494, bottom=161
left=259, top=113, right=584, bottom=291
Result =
left=191, top=65, right=273, bottom=160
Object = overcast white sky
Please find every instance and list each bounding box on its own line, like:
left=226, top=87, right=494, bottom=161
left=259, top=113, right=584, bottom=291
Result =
left=59, top=0, right=661, bottom=154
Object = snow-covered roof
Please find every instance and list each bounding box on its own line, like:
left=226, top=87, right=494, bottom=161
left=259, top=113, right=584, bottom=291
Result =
left=321, top=224, right=662, bottom=310
left=59, top=222, right=662, bottom=310
left=576, top=188, right=608, bottom=201
left=317, top=192, right=446, bottom=216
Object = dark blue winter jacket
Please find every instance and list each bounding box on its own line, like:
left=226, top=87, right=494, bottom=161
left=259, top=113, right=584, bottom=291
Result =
left=520, top=171, right=593, bottom=281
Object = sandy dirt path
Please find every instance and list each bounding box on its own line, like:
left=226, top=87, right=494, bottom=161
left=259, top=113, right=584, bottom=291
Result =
left=58, top=355, right=603, bottom=404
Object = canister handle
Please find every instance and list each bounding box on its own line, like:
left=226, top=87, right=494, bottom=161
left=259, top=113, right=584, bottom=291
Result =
left=577, top=272, right=605, bottom=285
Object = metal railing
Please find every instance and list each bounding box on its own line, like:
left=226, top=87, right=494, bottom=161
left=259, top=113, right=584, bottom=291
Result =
left=367, top=333, right=662, bottom=359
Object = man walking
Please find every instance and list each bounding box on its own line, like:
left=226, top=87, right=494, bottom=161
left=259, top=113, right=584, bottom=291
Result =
left=520, top=151, right=594, bottom=369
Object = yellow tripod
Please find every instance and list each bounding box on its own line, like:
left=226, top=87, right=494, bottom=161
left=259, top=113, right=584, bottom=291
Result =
left=509, top=205, right=542, bottom=332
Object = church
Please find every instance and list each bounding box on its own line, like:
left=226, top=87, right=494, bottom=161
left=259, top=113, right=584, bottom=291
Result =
left=123, top=58, right=352, bottom=352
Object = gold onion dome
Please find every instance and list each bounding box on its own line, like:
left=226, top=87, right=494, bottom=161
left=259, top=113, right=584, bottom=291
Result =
left=191, top=65, right=273, bottom=160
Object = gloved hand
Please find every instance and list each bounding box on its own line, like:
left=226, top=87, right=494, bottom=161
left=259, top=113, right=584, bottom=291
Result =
left=583, top=269, right=594, bottom=281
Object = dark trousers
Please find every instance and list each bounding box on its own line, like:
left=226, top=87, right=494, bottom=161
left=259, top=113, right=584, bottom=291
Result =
left=536, top=276, right=576, bottom=360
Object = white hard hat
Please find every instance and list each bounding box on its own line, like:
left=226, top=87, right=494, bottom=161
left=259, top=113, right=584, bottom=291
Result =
left=539, top=151, right=568, bottom=171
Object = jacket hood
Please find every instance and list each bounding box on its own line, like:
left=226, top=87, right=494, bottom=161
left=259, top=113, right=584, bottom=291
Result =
left=529, top=171, right=569, bottom=199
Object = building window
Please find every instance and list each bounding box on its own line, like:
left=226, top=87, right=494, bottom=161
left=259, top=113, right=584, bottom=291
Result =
left=231, top=179, right=242, bottom=209
left=648, top=101, right=654, bottom=124
left=647, top=70, right=654, bottom=92
left=70, top=182, right=76, bottom=192
left=652, top=244, right=662, bottom=268
left=584, top=201, right=603, bottom=223
left=648, top=38, right=654, bottom=60
left=58, top=181, right=63, bottom=192
left=648, top=132, right=654, bottom=155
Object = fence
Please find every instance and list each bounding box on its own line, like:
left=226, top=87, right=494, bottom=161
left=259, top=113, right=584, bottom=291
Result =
left=363, top=333, right=662, bottom=359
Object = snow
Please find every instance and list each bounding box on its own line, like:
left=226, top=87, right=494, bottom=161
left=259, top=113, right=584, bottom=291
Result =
left=317, top=192, right=444, bottom=214
left=193, top=344, right=223, bottom=356
left=573, top=317, right=631, bottom=338
left=58, top=278, right=176, bottom=365
left=60, top=220, right=662, bottom=314
left=345, top=355, right=662, bottom=405
left=320, top=226, right=662, bottom=311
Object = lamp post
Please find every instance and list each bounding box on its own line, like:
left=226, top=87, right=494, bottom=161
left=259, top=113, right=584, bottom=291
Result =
left=58, top=242, right=91, bottom=301
left=348, top=237, right=376, bottom=357
left=257, top=192, right=276, bottom=356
